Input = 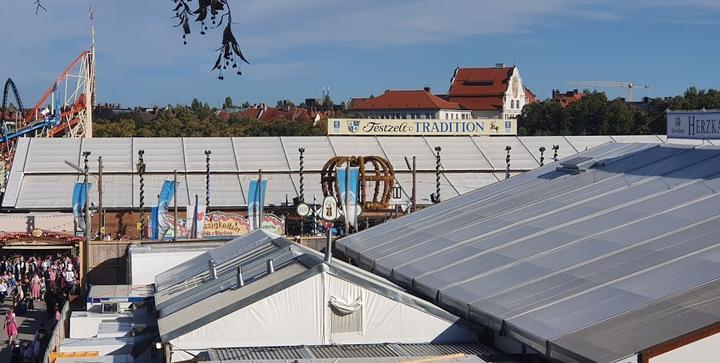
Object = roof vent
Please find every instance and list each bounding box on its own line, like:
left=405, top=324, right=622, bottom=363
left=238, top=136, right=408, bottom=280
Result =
left=495, top=63, right=505, bottom=68
left=423, top=87, right=431, bottom=93
left=236, top=266, right=244, bottom=288
left=556, top=156, right=595, bottom=174
left=209, top=259, right=218, bottom=280
left=267, top=259, right=275, bottom=274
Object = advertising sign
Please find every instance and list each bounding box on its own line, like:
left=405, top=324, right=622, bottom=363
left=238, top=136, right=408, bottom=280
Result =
left=328, top=118, right=516, bottom=136
left=667, top=111, right=720, bottom=139
left=164, top=212, right=285, bottom=239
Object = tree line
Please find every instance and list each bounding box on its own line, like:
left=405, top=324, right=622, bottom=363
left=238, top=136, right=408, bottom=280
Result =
left=518, top=87, right=720, bottom=136
left=95, top=88, right=720, bottom=137
left=94, top=98, right=327, bottom=138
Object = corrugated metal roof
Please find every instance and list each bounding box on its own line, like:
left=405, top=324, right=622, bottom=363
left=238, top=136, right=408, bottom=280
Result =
left=337, top=142, right=720, bottom=362
left=2, top=136, right=659, bottom=209
left=208, top=343, right=493, bottom=361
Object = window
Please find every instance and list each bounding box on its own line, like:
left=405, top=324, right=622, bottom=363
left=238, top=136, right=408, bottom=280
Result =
left=331, top=306, right=363, bottom=334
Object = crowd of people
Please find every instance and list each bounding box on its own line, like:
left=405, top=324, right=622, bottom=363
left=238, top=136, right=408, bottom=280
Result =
left=1, top=252, right=79, bottom=361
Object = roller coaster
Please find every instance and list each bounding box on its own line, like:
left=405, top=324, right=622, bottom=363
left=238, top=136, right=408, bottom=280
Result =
left=0, top=49, right=95, bottom=160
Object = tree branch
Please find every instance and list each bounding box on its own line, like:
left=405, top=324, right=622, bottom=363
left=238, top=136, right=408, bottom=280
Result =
left=172, top=0, right=249, bottom=79
left=34, top=0, right=47, bottom=14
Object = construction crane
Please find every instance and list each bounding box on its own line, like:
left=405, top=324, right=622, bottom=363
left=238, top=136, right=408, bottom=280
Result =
left=564, top=81, right=649, bottom=102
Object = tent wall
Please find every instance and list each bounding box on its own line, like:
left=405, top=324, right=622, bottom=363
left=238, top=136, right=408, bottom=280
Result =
left=324, top=274, right=477, bottom=345
left=130, top=250, right=206, bottom=285
left=169, top=272, right=477, bottom=361
left=649, top=332, right=720, bottom=363
left=170, top=275, right=324, bottom=361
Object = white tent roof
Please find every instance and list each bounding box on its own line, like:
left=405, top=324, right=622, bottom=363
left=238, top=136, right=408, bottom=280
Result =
left=2, top=136, right=661, bottom=209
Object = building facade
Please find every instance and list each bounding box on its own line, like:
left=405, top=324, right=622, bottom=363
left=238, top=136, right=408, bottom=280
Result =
left=349, top=88, right=473, bottom=120
left=448, top=64, right=534, bottom=120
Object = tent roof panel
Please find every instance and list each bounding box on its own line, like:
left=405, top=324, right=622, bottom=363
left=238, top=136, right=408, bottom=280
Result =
left=337, top=143, right=720, bottom=362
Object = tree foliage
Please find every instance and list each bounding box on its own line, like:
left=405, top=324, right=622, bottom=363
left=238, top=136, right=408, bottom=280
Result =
left=517, top=88, right=720, bottom=136
left=94, top=102, right=325, bottom=137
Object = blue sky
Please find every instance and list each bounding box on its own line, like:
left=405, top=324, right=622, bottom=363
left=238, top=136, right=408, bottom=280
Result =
left=1, top=0, right=719, bottom=107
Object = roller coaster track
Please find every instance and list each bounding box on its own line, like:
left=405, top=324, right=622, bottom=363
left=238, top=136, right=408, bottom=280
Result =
left=0, top=50, right=94, bottom=149
left=1, top=78, right=25, bottom=119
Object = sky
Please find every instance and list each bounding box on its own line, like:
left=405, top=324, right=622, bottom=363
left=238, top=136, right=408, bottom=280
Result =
left=1, top=0, right=719, bottom=108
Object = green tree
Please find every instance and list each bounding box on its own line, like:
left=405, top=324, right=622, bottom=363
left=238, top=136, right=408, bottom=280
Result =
left=223, top=96, right=234, bottom=109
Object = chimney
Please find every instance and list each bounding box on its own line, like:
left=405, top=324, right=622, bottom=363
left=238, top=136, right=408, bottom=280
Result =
left=495, top=63, right=505, bottom=68
left=423, top=87, right=431, bottom=93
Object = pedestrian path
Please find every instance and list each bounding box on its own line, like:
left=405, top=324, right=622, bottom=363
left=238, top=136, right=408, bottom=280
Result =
left=0, top=298, right=53, bottom=362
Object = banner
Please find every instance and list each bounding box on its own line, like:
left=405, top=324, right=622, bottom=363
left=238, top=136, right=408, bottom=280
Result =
left=337, top=167, right=360, bottom=226
left=150, top=207, right=159, bottom=240
left=155, top=180, right=176, bottom=239
left=71, top=182, right=92, bottom=233
left=328, top=118, right=516, bottom=136
left=247, top=179, right=267, bottom=231
left=667, top=111, right=720, bottom=139
left=192, top=203, right=207, bottom=239
left=163, top=212, right=285, bottom=239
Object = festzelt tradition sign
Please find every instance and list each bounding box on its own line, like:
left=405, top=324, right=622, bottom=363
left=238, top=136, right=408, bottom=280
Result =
left=328, top=118, right=516, bottom=136
left=667, top=110, right=720, bottom=139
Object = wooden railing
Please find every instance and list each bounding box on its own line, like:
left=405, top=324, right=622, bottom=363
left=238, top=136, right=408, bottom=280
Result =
left=42, top=301, right=70, bottom=363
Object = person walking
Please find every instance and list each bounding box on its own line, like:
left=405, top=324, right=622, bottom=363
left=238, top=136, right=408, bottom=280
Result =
left=30, top=274, right=42, bottom=301
left=5, top=307, right=18, bottom=347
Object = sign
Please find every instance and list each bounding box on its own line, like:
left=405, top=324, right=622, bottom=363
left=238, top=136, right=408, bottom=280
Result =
left=321, top=196, right=339, bottom=221
left=328, top=118, right=516, bottom=136
left=204, top=212, right=250, bottom=236
left=296, top=203, right=311, bottom=217
left=164, top=212, right=285, bottom=239
left=667, top=111, right=720, bottom=139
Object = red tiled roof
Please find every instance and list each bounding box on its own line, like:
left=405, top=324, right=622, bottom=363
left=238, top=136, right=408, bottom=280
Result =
left=553, top=90, right=585, bottom=108
left=449, top=67, right=513, bottom=97
left=239, top=108, right=263, bottom=120
left=448, top=67, right=516, bottom=111
left=450, top=97, right=504, bottom=111
left=525, top=87, right=537, bottom=104
left=347, top=98, right=371, bottom=109
left=233, top=107, right=313, bottom=123
left=350, top=90, right=462, bottom=111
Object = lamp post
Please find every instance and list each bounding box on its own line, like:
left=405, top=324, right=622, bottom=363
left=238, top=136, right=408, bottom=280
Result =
left=82, top=151, right=91, bottom=287
left=434, top=147, right=441, bottom=204
left=205, top=150, right=212, bottom=209
left=137, top=150, right=146, bottom=239
left=552, top=144, right=560, bottom=162
left=505, top=146, right=512, bottom=180
left=539, top=146, right=546, bottom=167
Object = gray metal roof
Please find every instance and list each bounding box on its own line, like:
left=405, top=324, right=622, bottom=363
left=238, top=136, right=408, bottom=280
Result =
left=156, top=230, right=472, bottom=343
left=337, top=142, right=720, bottom=362
left=1, top=136, right=664, bottom=209
left=207, top=343, right=494, bottom=362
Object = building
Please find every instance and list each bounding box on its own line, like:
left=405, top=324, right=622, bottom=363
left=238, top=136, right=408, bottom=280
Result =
left=154, top=230, right=484, bottom=362
left=552, top=89, right=585, bottom=107
left=349, top=88, right=473, bottom=120
left=338, top=142, right=720, bottom=363
left=448, top=64, right=534, bottom=120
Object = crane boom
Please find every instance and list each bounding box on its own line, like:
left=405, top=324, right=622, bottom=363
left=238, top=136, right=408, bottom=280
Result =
left=564, top=81, right=649, bottom=101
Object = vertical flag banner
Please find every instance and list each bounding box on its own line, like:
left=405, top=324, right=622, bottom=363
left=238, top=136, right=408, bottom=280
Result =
left=150, top=207, right=159, bottom=240
left=156, top=180, right=176, bottom=239
left=336, top=167, right=360, bottom=226
left=247, top=179, right=267, bottom=231
left=71, top=182, right=92, bottom=233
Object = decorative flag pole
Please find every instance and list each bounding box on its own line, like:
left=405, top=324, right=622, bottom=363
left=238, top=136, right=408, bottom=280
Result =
left=539, top=146, right=546, bottom=166
left=505, top=146, right=512, bottom=180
